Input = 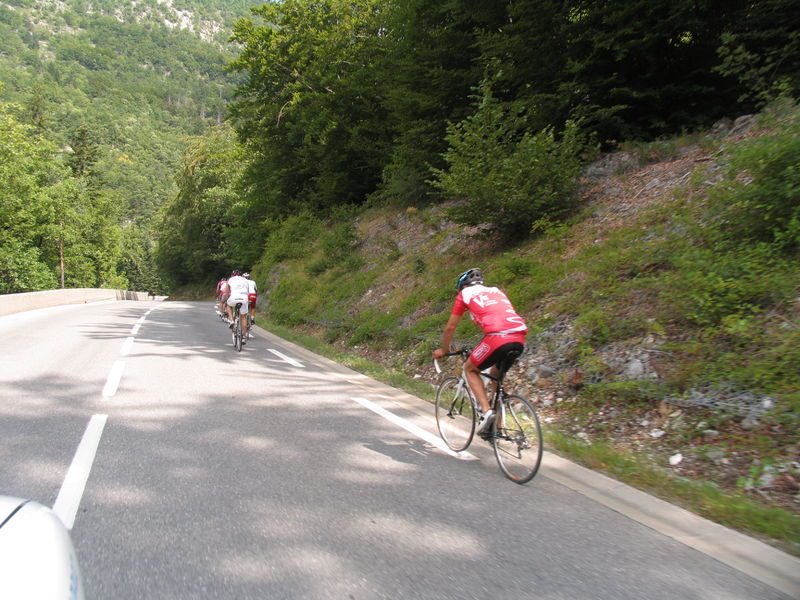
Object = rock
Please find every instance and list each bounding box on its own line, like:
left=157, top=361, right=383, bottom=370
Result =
left=537, top=364, right=557, bottom=378
left=623, top=358, right=645, bottom=379
left=707, top=449, right=726, bottom=462
left=576, top=432, right=590, bottom=442
left=773, top=474, right=800, bottom=492
left=702, top=429, right=720, bottom=440
left=669, top=453, right=683, bottom=466
left=729, top=114, right=755, bottom=136
left=650, top=429, right=666, bottom=439
left=696, top=421, right=708, bottom=430
left=640, top=419, right=650, bottom=427
left=542, top=398, right=554, bottom=407
left=741, top=415, right=759, bottom=430
left=709, top=117, right=732, bottom=137
left=758, top=466, right=776, bottom=489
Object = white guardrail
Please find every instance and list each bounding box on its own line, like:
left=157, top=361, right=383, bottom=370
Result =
left=0, top=289, right=162, bottom=317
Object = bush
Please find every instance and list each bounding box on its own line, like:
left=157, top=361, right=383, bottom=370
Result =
left=258, top=212, right=323, bottom=271
left=715, top=112, right=800, bottom=251
left=432, top=84, right=588, bottom=241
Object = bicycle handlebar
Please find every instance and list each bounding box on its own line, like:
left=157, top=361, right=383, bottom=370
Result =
left=432, top=347, right=471, bottom=375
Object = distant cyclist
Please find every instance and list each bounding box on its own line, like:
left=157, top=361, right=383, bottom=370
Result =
left=226, top=270, right=250, bottom=340
left=433, top=268, right=527, bottom=433
left=244, top=272, right=257, bottom=338
left=216, top=276, right=230, bottom=318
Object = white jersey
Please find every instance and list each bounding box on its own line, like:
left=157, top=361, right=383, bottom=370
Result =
left=227, top=275, right=249, bottom=299
left=247, top=279, right=257, bottom=294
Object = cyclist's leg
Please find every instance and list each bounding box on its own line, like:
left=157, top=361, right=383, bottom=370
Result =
left=239, top=301, right=249, bottom=337
left=248, top=294, right=257, bottom=322
left=225, top=295, right=234, bottom=325
left=464, top=360, right=490, bottom=413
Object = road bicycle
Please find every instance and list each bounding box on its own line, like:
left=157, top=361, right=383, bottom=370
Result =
left=230, top=302, right=245, bottom=352
left=247, top=310, right=254, bottom=339
left=434, top=347, right=543, bottom=484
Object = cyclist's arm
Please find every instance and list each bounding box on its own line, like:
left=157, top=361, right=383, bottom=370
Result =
left=433, top=313, right=462, bottom=359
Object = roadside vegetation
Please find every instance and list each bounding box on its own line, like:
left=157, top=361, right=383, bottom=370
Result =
left=252, top=101, right=800, bottom=554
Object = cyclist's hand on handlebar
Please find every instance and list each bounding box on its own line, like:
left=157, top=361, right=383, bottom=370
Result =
left=432, top=348, right=446, bottom=360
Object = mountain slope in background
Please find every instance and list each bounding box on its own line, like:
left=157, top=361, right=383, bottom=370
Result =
left=0, top=0, right=258, bottom=221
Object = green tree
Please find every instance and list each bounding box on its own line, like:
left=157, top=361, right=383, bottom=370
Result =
left=229, top=0, right=389, bottom=218
left=66, top=123, right=101, bottom=178
left=374, top=0, right=506, bottom=204
left=0, top=105, right=60, bottom=292
left=715, top=0, right=800, bottom=106
left=155, top=124, right=244, bottom=285
left=433, top=84, right=588, bottom=241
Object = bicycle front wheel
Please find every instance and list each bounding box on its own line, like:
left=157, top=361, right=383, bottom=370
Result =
left=435, top=377, right=476, bottom=452
left=492, top=394, right=543, bottom=484
left=233, top=317, right=242, bottom=352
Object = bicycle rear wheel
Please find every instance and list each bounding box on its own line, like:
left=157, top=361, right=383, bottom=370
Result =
left=435, top=377, right=476, bottom=452
left=233, top=316, right=242, bottom=352
left=492, top=394, right=543, bottom=484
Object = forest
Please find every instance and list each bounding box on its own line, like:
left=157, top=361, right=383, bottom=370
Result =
left=2, top=1, right=797, bottom=292
left=0, top=0, right=259, bottom=293
left=153, top=0, right=799, bottom=282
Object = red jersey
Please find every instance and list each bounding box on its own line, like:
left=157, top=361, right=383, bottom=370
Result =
left=452, top=284, right=527, bottom=335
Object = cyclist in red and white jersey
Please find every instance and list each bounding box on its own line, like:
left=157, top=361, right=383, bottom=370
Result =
left=244, top=272, right=257, bottom=338
left=433, top=268, right=527, bottom=433
left=216, top=277, right=230, bottom=318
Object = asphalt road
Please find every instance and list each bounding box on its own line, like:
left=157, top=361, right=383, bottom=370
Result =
left=0, top=300, right=791, bottom=599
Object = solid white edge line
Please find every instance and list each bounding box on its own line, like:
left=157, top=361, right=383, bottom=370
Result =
left=102, top=360, right=125, bottom=398
left=136, top=316, right=146, bottom=324
left=267, top=348, right=304, bottom=368
left=130, top=323, right=141, bottom=335
left=52, top=414, right=108, bottom=530
left=351, top=396, right=477, bottom=461
left=120, top=336, right=134, bottom=356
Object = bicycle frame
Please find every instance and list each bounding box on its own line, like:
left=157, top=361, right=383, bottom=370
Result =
left=435, top=353, right=505, bottom=419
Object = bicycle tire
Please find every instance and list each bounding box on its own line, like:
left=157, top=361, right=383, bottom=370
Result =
left=233, top=315, right=242, bottom=352
left=492, top=394, right=543, bottom=484
left=435, top=376, right=476, bottom=452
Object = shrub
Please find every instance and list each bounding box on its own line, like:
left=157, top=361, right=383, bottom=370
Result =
left=714, top=109, right=800, bottom=251
left=432, top=84, right=588, bottom=241
left=258, top=211, right=323, bottom=271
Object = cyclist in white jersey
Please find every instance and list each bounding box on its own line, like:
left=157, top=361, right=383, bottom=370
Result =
left=226, top=270, right=250, bottom=340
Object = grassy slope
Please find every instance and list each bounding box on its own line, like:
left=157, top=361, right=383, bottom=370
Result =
left=249, top=103, right=800, bottom=553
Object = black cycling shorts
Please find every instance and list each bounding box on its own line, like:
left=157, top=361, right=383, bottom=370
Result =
left=475, top=341, right=525, bottom=372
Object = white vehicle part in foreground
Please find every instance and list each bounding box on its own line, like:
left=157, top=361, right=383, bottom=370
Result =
left=0, top=496, right=84, bottom=600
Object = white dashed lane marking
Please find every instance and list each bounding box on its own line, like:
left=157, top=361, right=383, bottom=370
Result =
left=351, top=396, right=477, bottom=461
